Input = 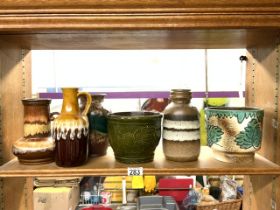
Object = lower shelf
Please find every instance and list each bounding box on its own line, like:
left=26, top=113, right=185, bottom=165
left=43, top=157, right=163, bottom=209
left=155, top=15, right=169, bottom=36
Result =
left=0, top=146, right=280, bottom=177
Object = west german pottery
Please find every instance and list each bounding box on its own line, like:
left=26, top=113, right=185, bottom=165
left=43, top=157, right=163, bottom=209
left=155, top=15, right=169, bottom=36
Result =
left=108, top=111, right=162, bottom=163
left=205, top=107, right=264, bottom=163
left=52, top=88, right=92, bottom=167
left=12, top=99, right=56, bottom=164
left=80, top=94, right=110, bottom=157
left=162, top=89, right=200, bottom=162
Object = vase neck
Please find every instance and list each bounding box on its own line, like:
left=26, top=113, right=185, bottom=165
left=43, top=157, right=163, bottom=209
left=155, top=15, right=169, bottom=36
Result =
left=170, top=89, right=191, bottom=104
left=61, top=88, right=79, bottom=115
left=171, top=99, right=190, bottom=104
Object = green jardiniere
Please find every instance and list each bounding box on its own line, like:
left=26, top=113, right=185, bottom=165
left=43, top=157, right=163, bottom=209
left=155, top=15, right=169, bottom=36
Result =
left=108, top=111, right=162, bottom=163
left=205, top=107, right=264, bottom=163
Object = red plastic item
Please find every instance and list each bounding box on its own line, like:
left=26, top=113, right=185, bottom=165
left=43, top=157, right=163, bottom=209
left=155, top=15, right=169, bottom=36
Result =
left=158, top=178, right=194, bottom=204
left=81, top=205, right=113, bottom=210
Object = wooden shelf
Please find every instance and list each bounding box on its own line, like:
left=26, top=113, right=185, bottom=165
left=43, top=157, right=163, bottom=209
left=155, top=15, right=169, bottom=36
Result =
left=1, top=0, right=280, bottom=31
left=1, top=29, right=279, bottom=50
left=0, top=146, right=280, bottom=177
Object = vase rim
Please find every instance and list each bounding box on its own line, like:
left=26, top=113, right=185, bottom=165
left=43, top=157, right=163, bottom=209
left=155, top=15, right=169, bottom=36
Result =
left=171, top=89, right=191, bottom=92
left=61, top=87, right=79, bottom=90
left=22, top=98, right=51, bottom=105
left=108, top=111, right=162, bottom=120
left=170, top=89, right=192, bottom=100
left=205, top=106, right=263, bottom=112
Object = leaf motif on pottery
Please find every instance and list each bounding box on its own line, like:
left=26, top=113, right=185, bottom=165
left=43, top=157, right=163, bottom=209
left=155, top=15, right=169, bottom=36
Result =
left=235, top=112, right=256, bottom=123
left=219, top=112, right=233, bottom=119
left=235, top=119, right=262, bottom=149
left=207, top=125, right=224, bottom=147
left=236, top=112, right=247, bottom=124
left=207, top=112, right=232, bottom=120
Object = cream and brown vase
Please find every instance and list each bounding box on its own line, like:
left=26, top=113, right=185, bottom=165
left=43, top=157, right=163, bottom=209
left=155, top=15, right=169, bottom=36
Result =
left=12, top=99, right=55, bottom=164
left=52, top=88, right=92, bottom=167
left=163, top=89, right=200, bottom=162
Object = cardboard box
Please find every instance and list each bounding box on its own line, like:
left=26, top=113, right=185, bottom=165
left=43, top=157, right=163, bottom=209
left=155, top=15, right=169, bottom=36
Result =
left=33, top=186, right=80, bottom=210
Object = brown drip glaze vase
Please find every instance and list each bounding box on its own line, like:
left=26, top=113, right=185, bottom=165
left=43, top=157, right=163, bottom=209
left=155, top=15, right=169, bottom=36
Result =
left=163, top=89, right=200, bottom=162
left=52, top=88, right=92, bottom=167
left=12, top=99, right=55, bottom=164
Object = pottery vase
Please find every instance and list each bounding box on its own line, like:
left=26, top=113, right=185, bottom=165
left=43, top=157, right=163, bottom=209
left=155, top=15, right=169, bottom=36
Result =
left=12, top=99, right=55, bottom=164
left=108, top=111, right=162, bottom=163
left=52, top=88, right=92, bottom=167
left=205, top=107, right=264, bottom=163
left=163, top=89, right=200, bottom=162
left=88, top=94, right=110, bottom=157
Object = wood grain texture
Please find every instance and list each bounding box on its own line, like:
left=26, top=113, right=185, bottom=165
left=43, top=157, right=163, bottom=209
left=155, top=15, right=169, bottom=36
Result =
left=275, top=39, right=280, bottom=210
left=0, top=147, right=279, bottom=178
left=243, top=175, right=275, bottom=210
left=0, top=0, right=280, bottom=30
left=0, top=0, right=280, bottom=14
left=0, top=29, right=278, bottom=50
left=25, top=177, right=34, bottom=210
left=3, top=178, right=27, bottom=210
left=246, top=46, right=277, bottom=161
left=1, top=14, right=280, bottom=31
left=0, top=44, right=31, bottom=162
left=245, top=39, right=280, bottom=210
left=0, top=44, right=32, bottom=210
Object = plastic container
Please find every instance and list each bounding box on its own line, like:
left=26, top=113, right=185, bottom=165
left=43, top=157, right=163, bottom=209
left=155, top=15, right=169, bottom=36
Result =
left=158, top=178, right=193, bottom=204
left=81, top=205, right=113, bottom=210
left=138, top=195, right=178, bottom=210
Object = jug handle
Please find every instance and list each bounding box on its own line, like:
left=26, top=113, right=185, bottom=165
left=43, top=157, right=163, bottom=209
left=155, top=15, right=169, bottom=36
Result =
left=77, top=92, right=92, bottom=116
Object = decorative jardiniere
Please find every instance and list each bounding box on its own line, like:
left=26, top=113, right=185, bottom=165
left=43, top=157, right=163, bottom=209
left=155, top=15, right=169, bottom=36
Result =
left=162, top=89, right=200, bottom=162
left=12, top=99, right=55, bottom=164
left=205, top=107, right=264, bottom=163
left=52, top=88, right=92, bottom=167
left=108, top=111, right=162, bottom=163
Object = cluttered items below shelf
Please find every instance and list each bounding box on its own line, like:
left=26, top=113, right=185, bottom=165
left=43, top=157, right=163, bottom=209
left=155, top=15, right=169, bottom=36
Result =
left=75, top=175, right=243, bottom=210
left=31, top=175, right=244, bottom=210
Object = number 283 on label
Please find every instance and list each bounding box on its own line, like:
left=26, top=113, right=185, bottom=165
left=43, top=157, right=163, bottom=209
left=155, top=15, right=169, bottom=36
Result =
left=127, top=167, right=143, bottom=176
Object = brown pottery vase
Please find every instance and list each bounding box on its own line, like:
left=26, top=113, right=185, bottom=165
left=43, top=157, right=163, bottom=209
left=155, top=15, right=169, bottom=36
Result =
left=12, top=99, right=55, bottom=164
left=52, top=88, right=92, bottom=167
left=163, top=89, right=200, bottom=162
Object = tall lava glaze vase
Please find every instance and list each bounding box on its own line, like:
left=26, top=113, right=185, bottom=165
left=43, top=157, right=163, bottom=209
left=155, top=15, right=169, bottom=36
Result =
left=88, top=94, right=110, bottom=157
left=52, top=88, right=92, bottom=167
left=163, top=89, right=200, bottom=161
left=12, top=99, right=55, bottom=164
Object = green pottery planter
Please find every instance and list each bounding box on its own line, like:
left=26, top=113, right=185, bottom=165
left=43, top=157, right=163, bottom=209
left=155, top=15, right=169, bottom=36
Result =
left=108, top=111, right=162, bottom=163
left=205, top=107, right=264, bottom=163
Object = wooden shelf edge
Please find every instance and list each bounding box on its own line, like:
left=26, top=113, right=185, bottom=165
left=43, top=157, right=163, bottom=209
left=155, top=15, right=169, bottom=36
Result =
left=0, top=146, right=280, bottom=177
left=1, top=169, right=280, bottom=178
left=1, top=14, right=280, bottom=31
left=1, top=0, right=280, bottom=15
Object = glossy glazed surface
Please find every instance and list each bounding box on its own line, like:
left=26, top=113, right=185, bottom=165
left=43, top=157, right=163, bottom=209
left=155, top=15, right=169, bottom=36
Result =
left=53, top=88, right=91, bottom=167
left=205, top=107, right=264, bottom=163
left=108, top=111, right=162, bottom=163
